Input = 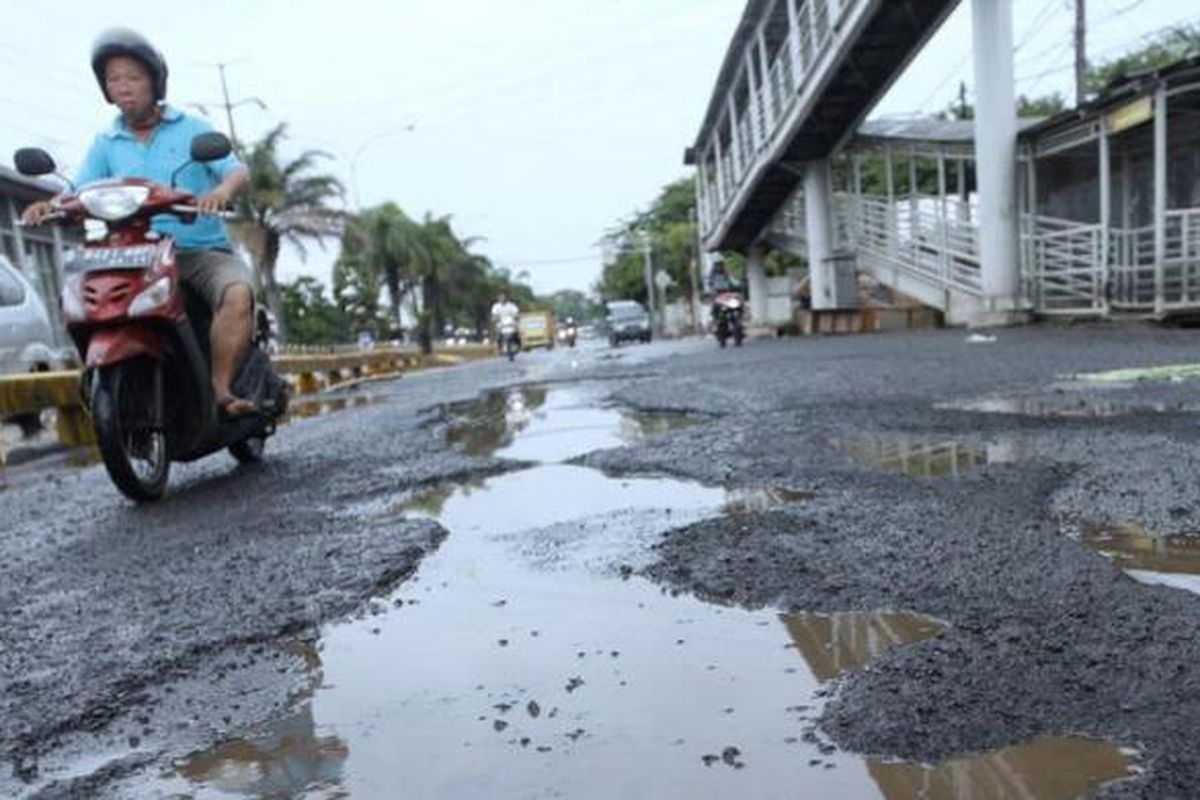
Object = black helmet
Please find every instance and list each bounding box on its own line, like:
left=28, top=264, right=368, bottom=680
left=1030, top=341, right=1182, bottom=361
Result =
left=91, top=28, right=168, bottom=103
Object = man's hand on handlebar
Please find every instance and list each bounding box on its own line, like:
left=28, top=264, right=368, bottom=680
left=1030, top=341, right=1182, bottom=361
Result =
left=195, top=186, right=232, bottom=216
left=19, top=200, right=55, bottom=226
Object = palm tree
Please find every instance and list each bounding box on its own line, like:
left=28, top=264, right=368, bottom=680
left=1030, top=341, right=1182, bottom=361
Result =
left=234, top=124, right=345, bottom=344
left=414, top=213, right=479, bottom=352
left=335, top=203, right=427, bottom=337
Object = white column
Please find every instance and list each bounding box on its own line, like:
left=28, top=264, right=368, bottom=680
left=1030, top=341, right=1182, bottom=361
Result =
left=1098, top=120, right=1111, bottom=310
left=746, top=245, right=769, bottom=325
left=971, top=0, right=1021, bottom=310
left=1153, top=84, right=1167, bottom=315
left=805, top=158, right=836, bottom=310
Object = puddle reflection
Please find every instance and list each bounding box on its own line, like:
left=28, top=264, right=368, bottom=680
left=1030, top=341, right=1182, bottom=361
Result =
left=1081, top=523, right=1200, bottom=595
left=285, top=392, right=385, bottom=423
left=443, top=386, right=699, bottom=463
left=176, top=705, right=348, bottom=798
left=782, top=611, right=945, bottom=682
left=175, top=641, right=347, bottom=798
left=833, top=434, right=1026, bottom=477
left=868, top=736, right=1135, bottom=800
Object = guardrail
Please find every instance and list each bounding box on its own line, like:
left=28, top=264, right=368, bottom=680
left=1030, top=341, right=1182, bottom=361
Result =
left=0, top=344, right=496, bottom=448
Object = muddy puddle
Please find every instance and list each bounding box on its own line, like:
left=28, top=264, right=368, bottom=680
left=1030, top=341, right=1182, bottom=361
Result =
left=442, top=385, right=699, bottom=462
left=1080, top=523, right=1200, bottom=596
left=832, top=433, right=1030, bottom=477
left=141, top=385, right=1135, bottom=799
left=781, top=611, right=946, bottom=681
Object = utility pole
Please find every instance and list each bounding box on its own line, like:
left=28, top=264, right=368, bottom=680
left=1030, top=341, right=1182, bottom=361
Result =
left=1075, top=0, right=1087, bottom=107
left=687, top=208, right=702, bottom=335
left=194, top=60, right=266, bottom=151
left=640, top=230, right=658, bottom=334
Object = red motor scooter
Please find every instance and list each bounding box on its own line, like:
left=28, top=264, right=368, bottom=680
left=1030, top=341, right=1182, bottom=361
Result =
left=14, top=132, right=288, bottom=501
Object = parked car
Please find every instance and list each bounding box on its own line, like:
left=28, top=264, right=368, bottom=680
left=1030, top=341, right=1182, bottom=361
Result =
left=604, top=300, right=651, bottom=346
left=518, top=310, right=556, bottom=351
left=0, top=255, right=63, bottom=376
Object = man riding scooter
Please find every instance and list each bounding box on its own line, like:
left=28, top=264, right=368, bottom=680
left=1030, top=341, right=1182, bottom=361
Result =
left=21, top=28, right=257, bottom=419
left=490, top=290, right=521, bottom=359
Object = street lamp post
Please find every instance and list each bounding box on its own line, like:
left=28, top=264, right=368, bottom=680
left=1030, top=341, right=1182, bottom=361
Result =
left=349, top=125, right=416, bottom=210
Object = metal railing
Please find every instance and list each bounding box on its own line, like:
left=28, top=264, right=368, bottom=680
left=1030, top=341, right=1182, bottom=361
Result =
left=701, top=0, right=865, bottom=235
left=1021, top=216, right=1106, bottom=314
left=850, top=194, right=983, bottom=296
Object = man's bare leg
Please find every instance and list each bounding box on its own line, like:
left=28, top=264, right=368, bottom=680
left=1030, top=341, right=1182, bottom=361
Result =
left=211, top=284, right=255, bottom=415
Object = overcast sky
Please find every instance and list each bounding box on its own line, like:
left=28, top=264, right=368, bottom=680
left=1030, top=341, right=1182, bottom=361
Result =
left=1, top=1, right=1190, bottom=295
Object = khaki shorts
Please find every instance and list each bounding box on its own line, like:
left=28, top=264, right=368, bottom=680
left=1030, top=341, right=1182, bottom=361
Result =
left=175, top=249, right=255, bottom=311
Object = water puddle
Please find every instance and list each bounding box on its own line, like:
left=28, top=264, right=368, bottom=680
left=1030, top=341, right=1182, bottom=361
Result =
left=869, top=736, right=1136, bottom=799
left=146, top=385, right=1135, bottom=798
left=1080, top=523, right=1200, bottom=595
left=832, top=433, right=1028, bottom=477
left=781, top=611, right=946, bottom=681
left=442, top=385, right=699, bottom=462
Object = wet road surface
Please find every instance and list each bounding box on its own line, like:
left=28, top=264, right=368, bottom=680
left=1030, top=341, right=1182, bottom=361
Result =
left=7, top=328, right=1200, bottom=797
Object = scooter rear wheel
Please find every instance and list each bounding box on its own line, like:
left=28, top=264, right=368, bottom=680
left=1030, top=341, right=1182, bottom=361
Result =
left=92, top=360, right=169, bottom=502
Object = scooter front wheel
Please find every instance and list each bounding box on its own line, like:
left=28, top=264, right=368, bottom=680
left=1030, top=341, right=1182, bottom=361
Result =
left=92, top=360, right=170, bottom=501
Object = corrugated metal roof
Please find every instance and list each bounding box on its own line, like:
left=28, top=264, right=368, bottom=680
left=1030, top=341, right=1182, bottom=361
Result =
left=856, top=117, right=1047, bottom=144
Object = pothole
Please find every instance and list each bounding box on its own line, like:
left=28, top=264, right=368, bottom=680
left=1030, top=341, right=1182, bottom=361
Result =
left=1079, top=522, right=1200, bottom=595
left=831, top=433, right=1029, bottom=477
left=131, top=384, right=1138, bottom=798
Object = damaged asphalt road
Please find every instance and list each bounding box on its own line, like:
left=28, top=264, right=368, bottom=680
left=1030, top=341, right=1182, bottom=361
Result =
left=6, top=326, right=1200, bottom=797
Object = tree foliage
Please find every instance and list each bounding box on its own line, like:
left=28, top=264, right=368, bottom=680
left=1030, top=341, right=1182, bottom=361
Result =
left=232, top=124, right=345, bottom=344
left=1085, top=24, right=1200, bottom=95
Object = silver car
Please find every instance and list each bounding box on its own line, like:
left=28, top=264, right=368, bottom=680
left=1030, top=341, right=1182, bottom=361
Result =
left=0, top=254, right=63, bottom=376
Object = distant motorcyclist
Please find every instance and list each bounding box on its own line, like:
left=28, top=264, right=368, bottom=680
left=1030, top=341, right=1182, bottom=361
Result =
left=490, top=291, right=520, bottom=352
left=20, top=28, right=255, bottom=418
left=706, top=255, right=741, bottom=312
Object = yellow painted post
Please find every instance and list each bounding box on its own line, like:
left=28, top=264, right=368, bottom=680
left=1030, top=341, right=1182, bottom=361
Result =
left=56, top=406, right=95, bottom=447
left=297, top=372, right=320, bottom=396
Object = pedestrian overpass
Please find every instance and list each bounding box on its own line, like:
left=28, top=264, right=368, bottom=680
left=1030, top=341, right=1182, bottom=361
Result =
left=687, top=1, right=1200, bottom=326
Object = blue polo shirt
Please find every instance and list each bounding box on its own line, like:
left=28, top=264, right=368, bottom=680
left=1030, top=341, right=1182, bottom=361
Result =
left=75, top=105, right=244, bottom=250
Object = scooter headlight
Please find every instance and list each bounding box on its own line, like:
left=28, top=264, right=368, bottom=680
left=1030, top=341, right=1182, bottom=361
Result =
left=78, top=185, right=150, bottom=221
left=128, top=276, right=173, bottom=317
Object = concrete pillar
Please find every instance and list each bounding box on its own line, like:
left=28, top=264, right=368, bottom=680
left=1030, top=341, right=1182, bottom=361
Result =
left=1153, top=84, right=1168, bottom=315
left=805, top=158, right=835, bottom=310
left=746, top=245, right=769, bottom=326
left=971, top=0, right=1023, bottom=319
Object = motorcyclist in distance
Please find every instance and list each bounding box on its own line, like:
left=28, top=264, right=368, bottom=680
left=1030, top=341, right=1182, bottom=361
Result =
left=490, top=290, right=520, bottom=352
